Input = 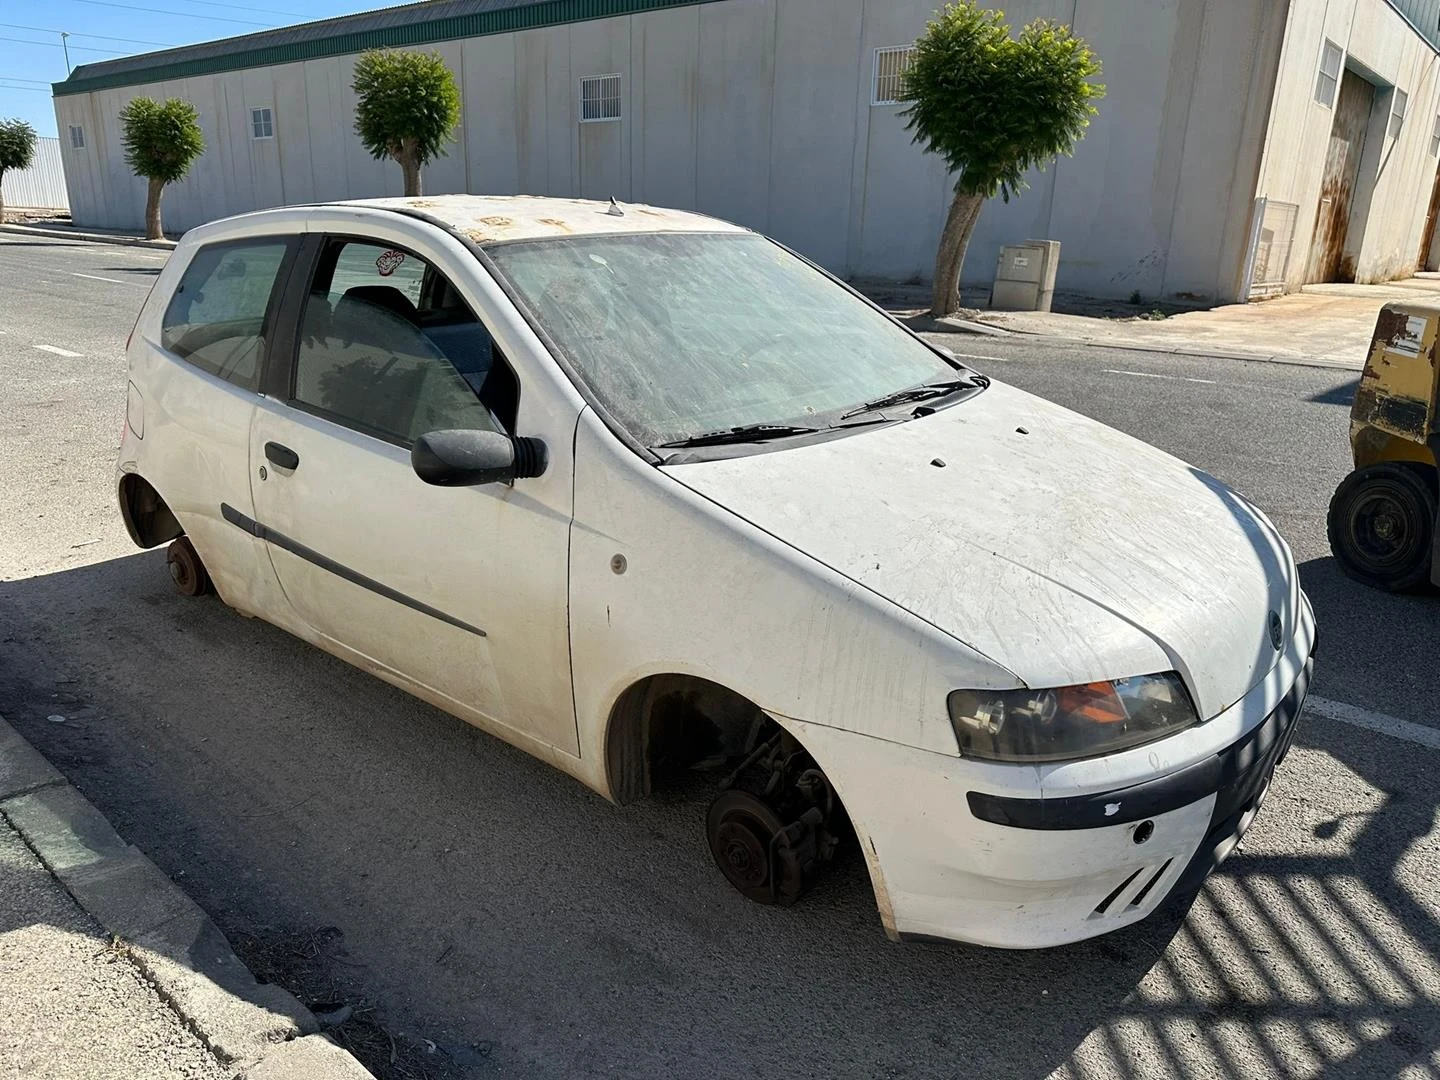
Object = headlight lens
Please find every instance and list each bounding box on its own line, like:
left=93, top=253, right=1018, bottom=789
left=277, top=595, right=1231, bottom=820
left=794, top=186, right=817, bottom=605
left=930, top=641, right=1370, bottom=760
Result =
left=947, top=673, right=1199, bottom=763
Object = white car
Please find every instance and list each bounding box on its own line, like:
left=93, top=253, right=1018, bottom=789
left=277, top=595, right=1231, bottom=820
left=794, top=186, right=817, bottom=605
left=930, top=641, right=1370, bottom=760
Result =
left=117, top=195, right=1314, bottom=949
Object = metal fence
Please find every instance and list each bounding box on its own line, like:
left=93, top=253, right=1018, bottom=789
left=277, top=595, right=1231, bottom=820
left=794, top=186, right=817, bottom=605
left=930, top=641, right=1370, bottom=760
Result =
left=1, top=137, right=69, bottom=212
left=1243, top=197, right=1300, bottom=300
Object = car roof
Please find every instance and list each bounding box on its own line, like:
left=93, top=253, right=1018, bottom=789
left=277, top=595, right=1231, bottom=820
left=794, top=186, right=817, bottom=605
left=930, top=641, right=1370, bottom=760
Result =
left=336, top=194, right=748, bottom=245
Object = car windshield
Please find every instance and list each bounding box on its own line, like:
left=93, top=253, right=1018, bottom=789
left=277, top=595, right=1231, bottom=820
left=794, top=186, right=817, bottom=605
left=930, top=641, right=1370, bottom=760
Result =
left=484, top=232, right=964, bottom=448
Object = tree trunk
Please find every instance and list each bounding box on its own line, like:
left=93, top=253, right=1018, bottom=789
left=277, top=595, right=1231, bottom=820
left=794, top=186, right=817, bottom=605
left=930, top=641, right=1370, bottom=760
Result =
left=931, top=188, right=986, bottom=318
left=399, top=139, right=422, bottom=197
left=144, top=176, right=164, bottom=241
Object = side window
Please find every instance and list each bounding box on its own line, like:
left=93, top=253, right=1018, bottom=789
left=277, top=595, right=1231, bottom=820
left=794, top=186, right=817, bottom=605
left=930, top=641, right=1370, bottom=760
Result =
left=161, top=240, right=290, bottom=391
left=291, top=239, right=519, bottom=445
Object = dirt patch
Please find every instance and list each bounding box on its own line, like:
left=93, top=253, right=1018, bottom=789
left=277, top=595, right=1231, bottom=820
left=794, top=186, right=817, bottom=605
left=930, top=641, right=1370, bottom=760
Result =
left=229, top=926, right=479, bottom=1080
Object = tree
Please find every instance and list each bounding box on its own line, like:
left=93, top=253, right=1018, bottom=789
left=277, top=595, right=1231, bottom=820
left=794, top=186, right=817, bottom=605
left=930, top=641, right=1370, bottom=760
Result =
left=902, top=2, right=1105, bottom=317
left=0, top=118, right=39, bottom=223
left=352, top=49, right=462, bottom=197
left=119, top=97, right=205, bottom=240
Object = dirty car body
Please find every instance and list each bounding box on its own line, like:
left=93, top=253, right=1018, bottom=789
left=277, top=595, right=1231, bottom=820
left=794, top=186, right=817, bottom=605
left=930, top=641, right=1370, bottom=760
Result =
left=117, top=195, right=1315, bottom=949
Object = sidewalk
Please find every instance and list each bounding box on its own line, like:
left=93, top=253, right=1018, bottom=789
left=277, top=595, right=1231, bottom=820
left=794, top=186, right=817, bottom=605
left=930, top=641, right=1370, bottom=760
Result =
left=0, top=220, right=176, bottom=250
left=878, top=275, right=1440, bottom=369
left=0, top=717, right=372, bottom=1080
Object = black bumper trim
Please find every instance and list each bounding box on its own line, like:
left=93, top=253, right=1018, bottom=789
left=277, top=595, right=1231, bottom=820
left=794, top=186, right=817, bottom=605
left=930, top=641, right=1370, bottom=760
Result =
left=966, top=659, right=1311, bottom=832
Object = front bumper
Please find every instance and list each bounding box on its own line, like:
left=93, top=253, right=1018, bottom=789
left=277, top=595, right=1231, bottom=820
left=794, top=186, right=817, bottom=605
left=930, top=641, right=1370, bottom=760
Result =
left=783, top=603, right=1315, bottom=949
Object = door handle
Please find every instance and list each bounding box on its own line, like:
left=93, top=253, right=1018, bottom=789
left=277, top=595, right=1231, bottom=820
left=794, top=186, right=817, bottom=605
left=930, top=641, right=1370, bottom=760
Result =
left=264, top=442, right=300, bottom=470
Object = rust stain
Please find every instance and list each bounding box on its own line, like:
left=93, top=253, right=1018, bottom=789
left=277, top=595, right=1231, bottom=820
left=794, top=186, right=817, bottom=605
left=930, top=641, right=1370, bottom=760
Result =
left=537, top=217, right=573, bottom=232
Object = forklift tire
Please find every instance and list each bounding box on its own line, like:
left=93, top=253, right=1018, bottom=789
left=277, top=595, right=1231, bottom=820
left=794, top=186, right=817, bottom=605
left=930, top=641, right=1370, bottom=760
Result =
left=1327, top=463, right=1437, bottom=592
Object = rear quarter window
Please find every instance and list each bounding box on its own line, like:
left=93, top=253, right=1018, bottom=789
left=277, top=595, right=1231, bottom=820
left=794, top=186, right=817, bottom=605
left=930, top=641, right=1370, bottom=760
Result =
left=161, top=240, right=291, bottom=391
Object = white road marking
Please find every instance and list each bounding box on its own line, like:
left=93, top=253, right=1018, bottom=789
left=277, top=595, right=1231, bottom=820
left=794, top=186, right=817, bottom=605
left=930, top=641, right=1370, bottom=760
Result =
left=1103, top=368, right=1217, bottom=385
left=33, top=344, right=82, bottom=357
left=1306, top=695, right=1440, bottom=751
left=70, top=271, right=127, bottom=284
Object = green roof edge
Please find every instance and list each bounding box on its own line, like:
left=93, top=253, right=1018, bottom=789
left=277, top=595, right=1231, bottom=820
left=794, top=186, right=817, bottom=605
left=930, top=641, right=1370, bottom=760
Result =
left=52, top=0, right=713, bottom=96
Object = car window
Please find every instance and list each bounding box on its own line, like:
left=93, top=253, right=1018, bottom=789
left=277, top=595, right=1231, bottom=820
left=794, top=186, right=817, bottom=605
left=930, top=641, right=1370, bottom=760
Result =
left=485, top=232, right=959, bottom=447
left=290, top=239, right=519, bottom=445
left=161, top=240, right=290, bottom=391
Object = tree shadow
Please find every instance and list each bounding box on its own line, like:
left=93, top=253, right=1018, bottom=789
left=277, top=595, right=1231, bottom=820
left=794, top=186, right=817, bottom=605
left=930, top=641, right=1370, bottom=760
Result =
left=0, top=550, right=1436, bottom=1078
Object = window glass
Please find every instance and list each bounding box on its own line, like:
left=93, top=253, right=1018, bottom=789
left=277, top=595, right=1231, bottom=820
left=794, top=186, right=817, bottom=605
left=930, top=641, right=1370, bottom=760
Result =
left=250, top=107, right=273, bottom=139
left=1316, top=40, right=1343, bottom=107
left=486, top=232, right=957, bottom=447
left=161, top=240, right=289, bottom=391
left=291, top=240, right=517, bottom=444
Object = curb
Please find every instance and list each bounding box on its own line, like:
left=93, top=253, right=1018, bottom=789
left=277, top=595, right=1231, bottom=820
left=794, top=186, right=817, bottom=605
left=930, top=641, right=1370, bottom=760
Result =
left=0, top=223, right=177, bottom=250
left=920, top=320, right=1366, bottom=371
left=0, top=717, right=372, bottom=1080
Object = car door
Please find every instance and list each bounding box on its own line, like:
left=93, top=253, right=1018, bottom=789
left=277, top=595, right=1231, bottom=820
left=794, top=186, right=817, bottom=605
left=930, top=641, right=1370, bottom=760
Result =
left=138, top=234, right=298, bottom=615
left=245, top=228, right=581, bottom=756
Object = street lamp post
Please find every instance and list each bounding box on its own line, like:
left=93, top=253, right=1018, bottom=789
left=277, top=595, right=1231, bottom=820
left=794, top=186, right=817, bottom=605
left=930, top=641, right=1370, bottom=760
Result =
left=60, top=32, right=72, bottom=74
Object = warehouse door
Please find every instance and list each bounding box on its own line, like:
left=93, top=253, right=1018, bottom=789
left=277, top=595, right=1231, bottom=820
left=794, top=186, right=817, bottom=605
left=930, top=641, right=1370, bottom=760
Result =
left=1306, top=71, right=1375, bottom=283
left=1418, top=167, right=1440, bottom=270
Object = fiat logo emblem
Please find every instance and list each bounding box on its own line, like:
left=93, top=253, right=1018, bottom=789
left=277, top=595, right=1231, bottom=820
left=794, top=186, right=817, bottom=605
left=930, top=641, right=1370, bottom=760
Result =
left=1268, top=610, right=1284, bottom=651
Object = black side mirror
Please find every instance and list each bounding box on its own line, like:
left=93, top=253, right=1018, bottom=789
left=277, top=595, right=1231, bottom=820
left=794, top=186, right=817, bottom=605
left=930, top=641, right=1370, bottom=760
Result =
left=411, top=429, right=548, bottom=487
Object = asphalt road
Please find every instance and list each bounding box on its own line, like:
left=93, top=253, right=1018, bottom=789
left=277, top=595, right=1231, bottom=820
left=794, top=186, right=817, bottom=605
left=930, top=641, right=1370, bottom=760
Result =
left=1, top=234, right=1438, bottom=1080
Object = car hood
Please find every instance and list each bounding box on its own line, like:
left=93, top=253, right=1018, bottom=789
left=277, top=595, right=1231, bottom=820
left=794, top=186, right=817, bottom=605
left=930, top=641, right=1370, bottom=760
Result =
left=663, top=380, right=1298, bottom=720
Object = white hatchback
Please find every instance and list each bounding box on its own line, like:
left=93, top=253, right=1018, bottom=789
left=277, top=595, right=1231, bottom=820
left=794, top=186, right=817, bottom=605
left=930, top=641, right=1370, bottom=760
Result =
left=118, top=195, right=1314, bottom=949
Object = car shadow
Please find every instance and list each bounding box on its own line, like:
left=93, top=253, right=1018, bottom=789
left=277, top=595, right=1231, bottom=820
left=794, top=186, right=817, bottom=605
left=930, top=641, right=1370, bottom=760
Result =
left=0, top=551, right=1437, bottom=1078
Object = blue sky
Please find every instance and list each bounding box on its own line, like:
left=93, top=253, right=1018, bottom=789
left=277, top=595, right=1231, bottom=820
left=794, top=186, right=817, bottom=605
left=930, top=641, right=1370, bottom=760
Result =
left=1, top=0, right=389, bottom=138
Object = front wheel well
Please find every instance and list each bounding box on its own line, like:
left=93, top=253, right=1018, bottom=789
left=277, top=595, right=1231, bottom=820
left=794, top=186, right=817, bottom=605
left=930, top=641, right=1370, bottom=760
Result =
left=118, top=474, right=182, bottom=549
left=604, top=674, right=776, bottom=805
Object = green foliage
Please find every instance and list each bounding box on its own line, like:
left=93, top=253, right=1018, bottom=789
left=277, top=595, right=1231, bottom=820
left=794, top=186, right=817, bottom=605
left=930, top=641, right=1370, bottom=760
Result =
left=352, top=49, right=461, bottom=166
left=0, top=118, right=38, bottom=174
left=119, top=97, right=205, bottom=184
left=902, top=1, right=1105, bottom=201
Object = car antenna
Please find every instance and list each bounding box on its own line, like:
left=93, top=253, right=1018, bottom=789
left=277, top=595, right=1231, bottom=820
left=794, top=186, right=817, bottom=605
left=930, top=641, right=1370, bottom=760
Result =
left=607, top=196, right=625, bottom=217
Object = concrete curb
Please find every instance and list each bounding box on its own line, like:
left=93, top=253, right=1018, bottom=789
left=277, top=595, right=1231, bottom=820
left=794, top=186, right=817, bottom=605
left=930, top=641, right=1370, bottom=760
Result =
left=0, top=223, right=177, bottom=250
left=0, top=717, right=373, bottom=1079
left=921, top=319, right=1366, bottom=371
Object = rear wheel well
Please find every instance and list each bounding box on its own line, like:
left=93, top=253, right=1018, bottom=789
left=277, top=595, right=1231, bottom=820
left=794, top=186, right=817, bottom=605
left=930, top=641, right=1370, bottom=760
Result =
left=118, top=474, right=182, bottom=549
left=604, top=674, right=773, bottom=805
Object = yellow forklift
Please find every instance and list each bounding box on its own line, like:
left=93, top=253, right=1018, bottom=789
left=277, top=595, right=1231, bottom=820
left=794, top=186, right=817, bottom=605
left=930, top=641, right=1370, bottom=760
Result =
left=1328, top=302, right=1440, bottom=591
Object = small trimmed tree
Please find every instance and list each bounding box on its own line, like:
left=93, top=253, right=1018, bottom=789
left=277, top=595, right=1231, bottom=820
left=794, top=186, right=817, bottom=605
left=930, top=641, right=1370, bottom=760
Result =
left=903, top=3, right=1105, bottom=317
left=0, top=118, right=39, bottom=223
left=352, top=49, right=461, bottom=197
left=119, top=97, right=205, bottom=240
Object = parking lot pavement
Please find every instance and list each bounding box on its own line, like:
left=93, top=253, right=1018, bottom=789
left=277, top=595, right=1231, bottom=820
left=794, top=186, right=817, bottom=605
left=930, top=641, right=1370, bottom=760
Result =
left=2, top=236, right=1439, bottom=1079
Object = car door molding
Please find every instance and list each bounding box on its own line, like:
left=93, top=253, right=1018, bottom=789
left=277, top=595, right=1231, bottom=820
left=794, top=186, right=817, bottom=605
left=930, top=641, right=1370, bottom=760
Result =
left=220, top=502, right=488, bottom=638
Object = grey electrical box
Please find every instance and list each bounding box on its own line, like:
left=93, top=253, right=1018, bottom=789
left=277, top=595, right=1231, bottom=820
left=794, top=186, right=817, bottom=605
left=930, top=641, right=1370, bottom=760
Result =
left=991, top=240, right=1061, bottom=312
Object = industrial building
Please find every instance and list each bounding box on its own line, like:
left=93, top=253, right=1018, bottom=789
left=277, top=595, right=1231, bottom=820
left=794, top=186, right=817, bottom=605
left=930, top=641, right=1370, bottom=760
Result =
left=48, top=0, right=1440, bottom=303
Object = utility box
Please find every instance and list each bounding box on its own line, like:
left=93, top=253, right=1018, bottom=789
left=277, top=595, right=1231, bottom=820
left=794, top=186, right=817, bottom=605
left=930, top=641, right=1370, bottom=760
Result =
left=991, top=240, right=1061, bottom=312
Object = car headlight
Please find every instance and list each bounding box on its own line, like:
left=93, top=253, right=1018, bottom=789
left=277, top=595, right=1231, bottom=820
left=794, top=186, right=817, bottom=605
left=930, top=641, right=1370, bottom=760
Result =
left=947, top=673, right=1199, bottom=763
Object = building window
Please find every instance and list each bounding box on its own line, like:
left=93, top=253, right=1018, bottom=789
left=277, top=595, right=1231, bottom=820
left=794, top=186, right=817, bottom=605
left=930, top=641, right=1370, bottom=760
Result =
left=579, top=75, right=621, bottom=122
left=1315, top=39, right=1343, bottom=108
left=873, top=45, right=917, bottom=106
left=1430, top=115, right=1440, bottom=156
left=250, top=107, right=274, bottom=139
left=1389, top=88, right=1408, bottom=138
left=68, top=124, right=84, bottom=149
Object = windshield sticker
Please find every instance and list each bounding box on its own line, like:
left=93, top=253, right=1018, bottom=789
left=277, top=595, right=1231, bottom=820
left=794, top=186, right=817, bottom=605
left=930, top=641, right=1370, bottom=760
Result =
left=375, top=250, right=406, bottom=277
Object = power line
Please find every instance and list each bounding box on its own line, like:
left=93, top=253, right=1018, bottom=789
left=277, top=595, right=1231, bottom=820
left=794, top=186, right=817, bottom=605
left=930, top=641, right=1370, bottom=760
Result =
left=0, top=22, right=179, bottom=47
left=53, top=0, right=277, bottom=28
left=0, top=84, right=56, bottom=93
left=0, top=76, right=56, bottom=85
left=0, top=35, right=133, bottom=54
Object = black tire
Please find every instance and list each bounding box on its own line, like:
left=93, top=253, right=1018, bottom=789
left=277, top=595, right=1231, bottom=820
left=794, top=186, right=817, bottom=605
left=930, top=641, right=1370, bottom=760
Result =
left=1327, top=463, right=1437, bottom=592
left=166, top=537, right=213, bottom=597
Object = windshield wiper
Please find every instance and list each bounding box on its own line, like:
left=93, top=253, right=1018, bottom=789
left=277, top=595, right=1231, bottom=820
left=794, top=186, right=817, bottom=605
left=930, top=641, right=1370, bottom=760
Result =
left=654, top=423, right=822, bottom=449
left=839, top=377, right=983, bottom=420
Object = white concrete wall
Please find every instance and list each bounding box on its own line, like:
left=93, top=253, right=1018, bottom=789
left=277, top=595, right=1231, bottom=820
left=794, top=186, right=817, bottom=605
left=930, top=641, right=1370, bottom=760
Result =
left=53, top=0, right=1288, bottom=300
left=1256, top=0, right=1440, bottom=287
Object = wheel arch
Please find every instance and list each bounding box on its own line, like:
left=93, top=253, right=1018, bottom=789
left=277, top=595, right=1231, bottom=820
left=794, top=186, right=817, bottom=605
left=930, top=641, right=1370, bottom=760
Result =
left=118, top=473, right=182, bottom=549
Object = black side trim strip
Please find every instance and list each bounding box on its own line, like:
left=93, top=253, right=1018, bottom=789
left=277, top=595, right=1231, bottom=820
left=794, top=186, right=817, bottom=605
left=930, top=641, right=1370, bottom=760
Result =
left=221, top=503, right=487, bottom=638
left=966, top=660, right=1311, bottom=831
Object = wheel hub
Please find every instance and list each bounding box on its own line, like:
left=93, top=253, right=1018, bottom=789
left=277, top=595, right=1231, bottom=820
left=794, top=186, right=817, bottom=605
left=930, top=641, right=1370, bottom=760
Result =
left=714, top=819, right=769, bottom=891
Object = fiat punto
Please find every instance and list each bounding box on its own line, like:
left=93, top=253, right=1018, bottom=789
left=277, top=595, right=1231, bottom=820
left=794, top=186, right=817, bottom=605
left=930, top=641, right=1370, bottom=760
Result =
left=117, top=195, right=1314, bottom=948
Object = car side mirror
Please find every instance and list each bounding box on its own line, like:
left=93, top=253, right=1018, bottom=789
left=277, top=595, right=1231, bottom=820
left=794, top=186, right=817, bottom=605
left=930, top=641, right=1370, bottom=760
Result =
left=411, top=429, right=548, bottom=487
